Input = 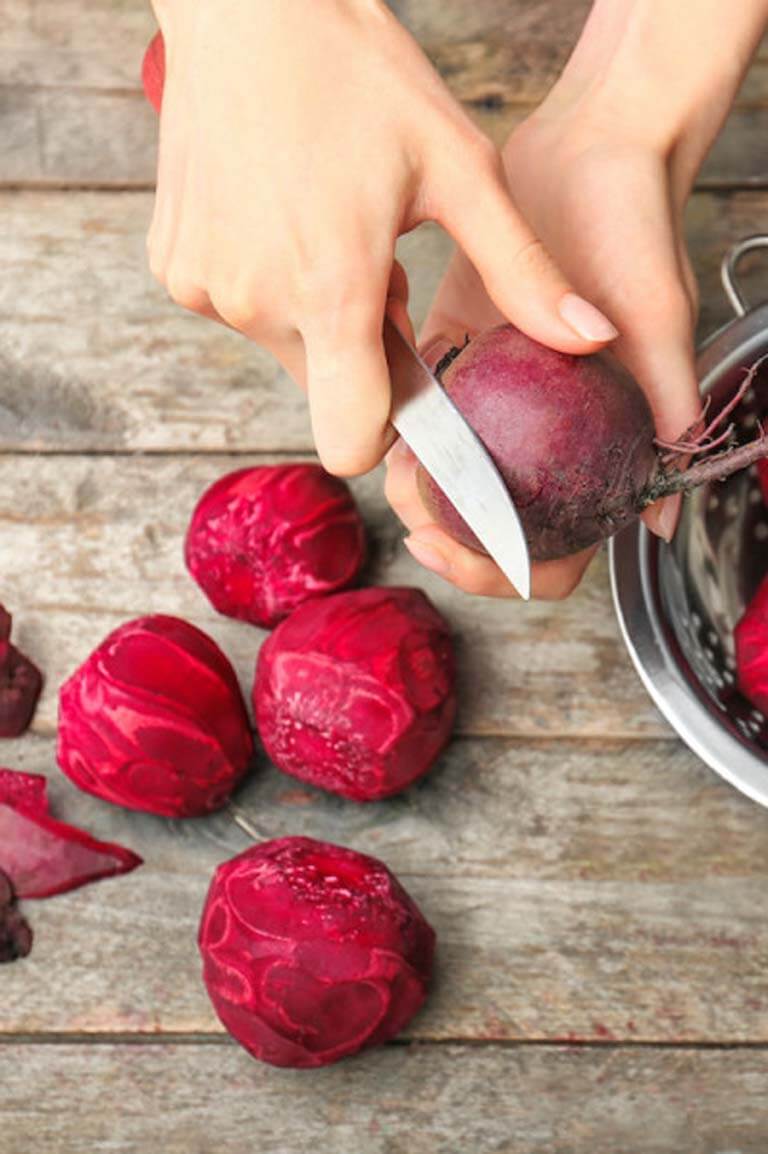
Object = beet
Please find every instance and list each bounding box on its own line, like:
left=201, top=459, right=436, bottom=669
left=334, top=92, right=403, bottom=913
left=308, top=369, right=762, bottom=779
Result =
left=253, top=587, right=456, bottom=801
left=0, top=767, right=48, bottom=815
left=185, top=465, right=366, bottom=629
left=418, top=326, right=768, bottom=561
left=759, top=459, right=768, bottom=506
left=0, top=604, right=42, bottom=737
left=141, top=31, right=165, bottom=113
left=199, top=836, right=435, bottom=1067
left=735, top=575, right=768, bottom=716
left=0, top=869, right=32, bottom=962
left=57, top=615, right=253, bottom=818
left=0, top=801, right=142, bottom=899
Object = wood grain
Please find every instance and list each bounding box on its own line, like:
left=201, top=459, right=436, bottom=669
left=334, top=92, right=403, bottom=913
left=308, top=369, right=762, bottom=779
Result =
left=5, top=1042, right=768, bottom=1154
left=2, top=189, right=768, bottom=454
left=1, top=0, right=767, bottom=185
left=2, top=733, right=768, bottom=1041
left=0, top=451, right=665, bottom=740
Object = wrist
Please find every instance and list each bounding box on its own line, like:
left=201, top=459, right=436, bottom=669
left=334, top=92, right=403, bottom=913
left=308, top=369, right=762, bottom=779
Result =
left=536, top=0, right=768, bottom=157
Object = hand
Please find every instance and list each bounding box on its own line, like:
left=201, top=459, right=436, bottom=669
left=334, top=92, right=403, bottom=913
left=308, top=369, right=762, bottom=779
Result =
left=147, top=0, right=617, bottom=477
left=389, top=0, right=768, bottom=600
left=386, top=105, right=708, bottom=599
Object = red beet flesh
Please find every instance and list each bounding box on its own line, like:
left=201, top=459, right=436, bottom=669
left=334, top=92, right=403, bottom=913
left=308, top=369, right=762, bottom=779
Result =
left=57, top=615, right=253, bottom=817
left=254, top=587, right=456, bottom=801
left=0, top=767, right=48, bottom=815
left=185, top=465, right=366, bottom=629
left=0, top=767, right=141, bottom=899
left=141, top=31, right=165, bottom=113
left=0, top=869, right=32, bottom=962
left=735, top=575, right=768, bottom=716
left=0, top=802, right=142, bottom=899
left=759, top=459, right=768, bottom=506
left=418, top=326, right=768, bottom=561
left=199, top=836, right=435, bottom=1067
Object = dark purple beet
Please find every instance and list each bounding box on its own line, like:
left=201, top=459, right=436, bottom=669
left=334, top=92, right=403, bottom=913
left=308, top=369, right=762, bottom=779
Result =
left=0, top=643, right=43, bottom=737
left=0, top=868, right=32, bottom=963
left=418, top=326, right=768, bottom=562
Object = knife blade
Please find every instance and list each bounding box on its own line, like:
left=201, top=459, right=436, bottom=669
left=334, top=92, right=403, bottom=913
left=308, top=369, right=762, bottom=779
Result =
left=383, top=317, right=531, bottom=600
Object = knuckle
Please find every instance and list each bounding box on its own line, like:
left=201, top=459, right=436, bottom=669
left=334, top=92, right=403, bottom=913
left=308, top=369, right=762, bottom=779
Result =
left=208, top=285, right=260, bottom=332
left=469, top=131, right=503, bottom=177
left=318, top=441, right=379, bottom=479
left=165, top=269, right=208, bottom=314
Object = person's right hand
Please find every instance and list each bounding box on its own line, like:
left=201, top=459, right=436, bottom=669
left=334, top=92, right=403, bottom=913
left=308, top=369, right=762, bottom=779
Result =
left=147, top=0, right=617, bottom=476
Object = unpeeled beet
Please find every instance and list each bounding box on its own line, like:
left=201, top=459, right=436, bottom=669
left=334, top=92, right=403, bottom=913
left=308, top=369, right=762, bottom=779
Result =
left=418, top=326, right=768, bottom=561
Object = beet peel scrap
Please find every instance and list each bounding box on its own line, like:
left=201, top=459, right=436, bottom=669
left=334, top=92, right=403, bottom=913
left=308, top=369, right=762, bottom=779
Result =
left=0, top=868, right=32, bottom=963
left=0, top=768, right=142, bottom=900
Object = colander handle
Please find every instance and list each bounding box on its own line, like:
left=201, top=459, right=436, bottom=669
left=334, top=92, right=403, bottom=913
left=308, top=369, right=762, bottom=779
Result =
left=721, top=235, right=768, bottom=317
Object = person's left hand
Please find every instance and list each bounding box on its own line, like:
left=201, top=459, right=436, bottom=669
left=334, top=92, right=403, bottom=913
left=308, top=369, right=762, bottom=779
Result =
left=387, top=104, right=704, bottom=599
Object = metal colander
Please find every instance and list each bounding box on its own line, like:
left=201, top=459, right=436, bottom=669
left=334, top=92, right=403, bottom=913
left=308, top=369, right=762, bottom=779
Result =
left=610, top=236, right=768, bottom=805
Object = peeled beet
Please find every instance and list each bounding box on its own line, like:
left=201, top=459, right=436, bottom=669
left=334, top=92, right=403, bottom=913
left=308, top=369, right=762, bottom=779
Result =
left=735, top=574, right=768, bottom=715
left=0, top=869, right=32, bottom=962
left=142, top=31, right=165, bottom=113
left=57, top=615, right=253, bottom=817
left=759, top=459, right=768, bottom=506
left=253, top=587, right=456, bottom=801
left=185, top=464, right=366, bottom=629
left=199, top=836, right=435, bottom=1067
left=418, top=325, right=768, bottom=561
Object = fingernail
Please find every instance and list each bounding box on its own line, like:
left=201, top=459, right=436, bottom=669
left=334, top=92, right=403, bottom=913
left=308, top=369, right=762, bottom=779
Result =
left=656, top=495, right=681, bottom=543
left=385, top=438, right=416, bottom=469
left=419, top=334, right=453, bottom=371
left=558, top=293, right=619, bottom=343
left=404, top=536, right=451, bottom=576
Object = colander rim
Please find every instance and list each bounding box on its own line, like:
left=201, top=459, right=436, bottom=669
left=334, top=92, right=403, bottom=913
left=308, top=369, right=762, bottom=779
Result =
left=609, top=283, right=768, bottom=805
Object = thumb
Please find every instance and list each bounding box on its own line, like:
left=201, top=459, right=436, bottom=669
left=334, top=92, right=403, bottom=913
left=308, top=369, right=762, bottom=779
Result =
left=430, top=143, right=619, bottom=354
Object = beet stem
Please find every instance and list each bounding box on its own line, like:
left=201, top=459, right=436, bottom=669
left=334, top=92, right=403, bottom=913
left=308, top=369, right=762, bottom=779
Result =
left=640, top=430, right=768, bottom=506
left=226, top=802, right=266, bottom=842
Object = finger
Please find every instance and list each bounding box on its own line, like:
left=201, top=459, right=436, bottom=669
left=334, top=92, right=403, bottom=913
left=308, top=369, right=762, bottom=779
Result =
left=420, top=248, right=506, bottom=352
left=385, top=438, right=595, bottom=599
left=428, top=142, right=619, bottom=354
left=404, top=524, right=596, bottom=600
left=302, top=276, right=396, bottom=477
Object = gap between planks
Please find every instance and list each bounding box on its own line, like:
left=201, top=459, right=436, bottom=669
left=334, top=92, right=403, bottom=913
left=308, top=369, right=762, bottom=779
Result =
left=4, top=1033, right=768, bottom=1051
left=1, top=179, right=766, bottom=193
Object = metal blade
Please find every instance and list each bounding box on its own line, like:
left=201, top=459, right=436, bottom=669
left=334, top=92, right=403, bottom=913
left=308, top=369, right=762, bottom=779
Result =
left=383, top=318, right=531, bottom=600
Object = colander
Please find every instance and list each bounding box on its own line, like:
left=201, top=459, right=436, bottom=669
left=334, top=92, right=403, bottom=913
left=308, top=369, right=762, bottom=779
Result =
left=610, top=235, right=768, bottom=805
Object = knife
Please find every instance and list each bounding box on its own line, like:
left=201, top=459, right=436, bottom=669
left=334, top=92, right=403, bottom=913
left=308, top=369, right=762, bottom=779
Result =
left=383, top=317, right=531, bottom=600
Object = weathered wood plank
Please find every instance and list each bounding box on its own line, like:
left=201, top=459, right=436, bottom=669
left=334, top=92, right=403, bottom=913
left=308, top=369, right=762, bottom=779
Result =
left=5, top=1043, right=768, bottom=1154
left=2, top=189, right=768, bottom=453
left=3, top=734, right=768, bottom=1040
left=0, top=452, right=664, bottom=740
left=0, top=0, right=766, bottom=185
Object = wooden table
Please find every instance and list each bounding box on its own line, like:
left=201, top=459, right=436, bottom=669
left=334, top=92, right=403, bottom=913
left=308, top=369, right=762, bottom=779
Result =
left=2, top=3, right=768, bottom=1151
